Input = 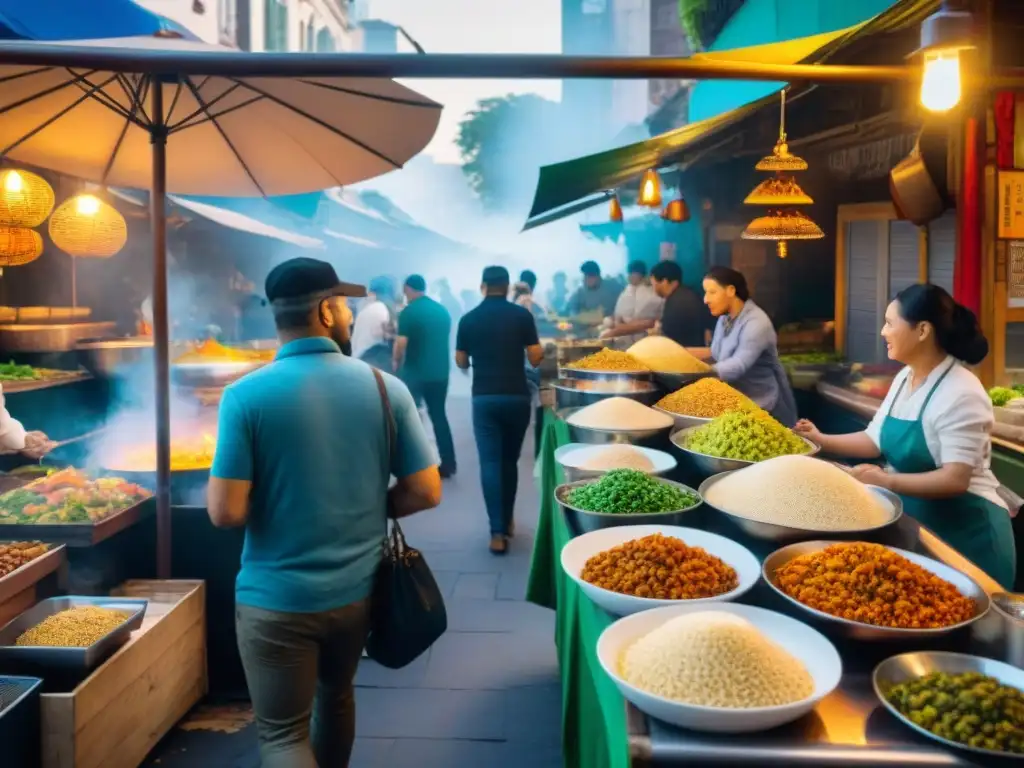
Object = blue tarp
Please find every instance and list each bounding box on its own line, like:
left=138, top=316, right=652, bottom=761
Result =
left=0, top=0, right=198, bottom=41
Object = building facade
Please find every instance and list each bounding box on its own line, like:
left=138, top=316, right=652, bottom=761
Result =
left=215, top=0, right=357, bottom=51
left=134, top=0, right=222, bottom=43
left=561, top=0, right=615, bottom=144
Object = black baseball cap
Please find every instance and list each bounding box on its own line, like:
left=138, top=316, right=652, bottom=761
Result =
left=265, top=257, right=366, bottom=306
left=482, top=266, right=510, bottom=286
left=405, top=274, right=427, bottom=292
left=581, top=260, right=601, bottom=276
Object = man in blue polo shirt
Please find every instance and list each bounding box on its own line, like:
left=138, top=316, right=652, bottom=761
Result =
left=207, top=257, right=441, bottom=768
left=456, top=266, right=544, bottom=554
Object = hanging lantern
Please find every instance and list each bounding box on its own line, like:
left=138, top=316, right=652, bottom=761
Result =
left=637, top=169, right=663, bottom=207
left=742, top=210, right=824, bottom=258
left=48, top=194, right=127, bottom=258
left=743, top=177, right=813, bottom=206
left=0, top=169, right=54, bottom=228
left=661, top=197, right=690, bottom=223
left=0, top=227, right=43, bottom=266
left=754, top=137, right=809, bottom=173
left=609, top=195, right=623, bottom=222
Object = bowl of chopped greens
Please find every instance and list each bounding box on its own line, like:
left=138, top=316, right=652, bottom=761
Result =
left=555, top=469, right=703, bottom=535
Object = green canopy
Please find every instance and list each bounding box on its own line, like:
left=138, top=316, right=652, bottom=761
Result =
left=523, top=0, right=940, bottom=228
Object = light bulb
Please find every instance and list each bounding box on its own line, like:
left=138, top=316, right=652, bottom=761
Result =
left=75, top=194, right=101, bottom=216
left=3, top=171, right=23, bottom=193
left=920, top=49, right=962, bottom=112
left=777, top=241, right=789, bottom=259
left=638, top=169, right=662, bottom=207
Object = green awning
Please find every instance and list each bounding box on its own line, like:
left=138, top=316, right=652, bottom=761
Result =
left=524, top=0, right=940, bottom=229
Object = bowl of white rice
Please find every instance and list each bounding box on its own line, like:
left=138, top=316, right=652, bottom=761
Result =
left=561, top=524, right=761, bottom=615
left=597, top=603, right=842, bottom=733
left=698, top=456, right=903, bottom=542
left=554, top=443, right=677, bottom=482
left=558, top=398, right=675, bottom=446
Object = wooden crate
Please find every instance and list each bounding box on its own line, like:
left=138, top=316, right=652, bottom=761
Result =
left=41, top=580, right=208, bottom=768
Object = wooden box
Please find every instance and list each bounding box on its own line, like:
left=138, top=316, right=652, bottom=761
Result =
left=41, top=580, right=208, bottom=768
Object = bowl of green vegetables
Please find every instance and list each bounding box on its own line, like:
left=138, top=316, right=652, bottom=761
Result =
left=555, top=469, right=703, bottom=536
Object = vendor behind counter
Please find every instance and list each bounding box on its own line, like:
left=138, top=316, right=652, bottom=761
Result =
left=566, top=260, right=622, bottom=327
left=796, top=283, right=1016, bottom=589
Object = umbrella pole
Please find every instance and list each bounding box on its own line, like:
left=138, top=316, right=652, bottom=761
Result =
left=150, top=82, right=172, bottom=579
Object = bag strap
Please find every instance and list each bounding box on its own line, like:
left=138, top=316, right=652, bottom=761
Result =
left=372, top=368, right=406, bottom=545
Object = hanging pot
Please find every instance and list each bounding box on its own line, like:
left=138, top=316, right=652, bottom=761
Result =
left=889, top=124, right=950, bottom=226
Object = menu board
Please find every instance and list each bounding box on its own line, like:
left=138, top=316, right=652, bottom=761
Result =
left=1010, top=241, right=1024, bottom=308
left=999, top=171, right=1024, bottom=239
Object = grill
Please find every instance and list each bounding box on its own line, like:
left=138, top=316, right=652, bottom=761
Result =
left=0, top=676, right=42, bottom=768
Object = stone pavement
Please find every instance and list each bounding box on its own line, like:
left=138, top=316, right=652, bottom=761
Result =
left=144, top=393, right=564, bottom=767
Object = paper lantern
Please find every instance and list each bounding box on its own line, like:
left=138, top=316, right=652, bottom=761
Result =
left=661, top=197, right=690, bottom=223
left=637, top=169, right=663, bottom=207
left=0, top=169, right=54, bottom=228
left=49, top=194, right=127, bottom=258
left=0, top=227, right=43, bottom=266
left=744, top=177, right=814, bottom=206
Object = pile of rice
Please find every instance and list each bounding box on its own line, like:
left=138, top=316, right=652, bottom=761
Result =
left=627, top=337, right=711, bottom=374
left=573, top=445, right=655, bottom=472
left=704, top=455, right=891, bottom=531
left=567, top=397, right=674, bottom=431
left=620, top=611, right=813, bottom=707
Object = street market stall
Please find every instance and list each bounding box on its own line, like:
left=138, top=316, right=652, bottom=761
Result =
left=528, top=382, right=1024, bottom=768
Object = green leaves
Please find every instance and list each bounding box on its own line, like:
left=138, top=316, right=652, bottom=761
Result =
left=567, top=469, right=698, bottom=515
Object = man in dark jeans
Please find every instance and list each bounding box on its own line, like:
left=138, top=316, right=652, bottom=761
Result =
left=394, top=274, right=456, bottom=477
left=456, top=266, right=544, bottom=554
left=207, top=258, right=441, bottom=767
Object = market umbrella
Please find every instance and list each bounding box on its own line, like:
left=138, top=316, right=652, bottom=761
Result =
left=0, top=34, right=442, bottom=575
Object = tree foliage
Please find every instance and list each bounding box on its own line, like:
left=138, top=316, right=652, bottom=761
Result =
left=456, top=93, right=565, bottom=211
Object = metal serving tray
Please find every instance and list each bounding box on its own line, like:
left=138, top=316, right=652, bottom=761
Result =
left=0, top=596, right=148, bottom=673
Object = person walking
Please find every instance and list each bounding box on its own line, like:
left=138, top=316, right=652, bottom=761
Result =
left=351, top=275, right=397, bottom=366
left=394, top=274, right=457, bottom=478
left=456, top=266, right=544, bottom=554
left=207, top=257, right=442, bottom=768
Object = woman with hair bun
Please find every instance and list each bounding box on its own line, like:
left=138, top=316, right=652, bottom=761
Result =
left=701, top=266, right=798, bottom=426
left=796, top=283, right=1015, bottom=587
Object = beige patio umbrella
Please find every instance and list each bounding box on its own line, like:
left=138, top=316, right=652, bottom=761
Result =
left=0, top=35, right=442, bottom=575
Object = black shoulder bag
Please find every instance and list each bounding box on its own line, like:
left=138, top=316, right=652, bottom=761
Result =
left=366, top=369, right=448, bottom=669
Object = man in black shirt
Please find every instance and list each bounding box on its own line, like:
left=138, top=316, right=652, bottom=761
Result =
left=650, top=261, right=713, bottom=347
left=456, top=266, right=544, bottom=554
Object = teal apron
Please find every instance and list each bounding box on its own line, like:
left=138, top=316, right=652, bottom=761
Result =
left=879, top=363, right=1016, bottom=589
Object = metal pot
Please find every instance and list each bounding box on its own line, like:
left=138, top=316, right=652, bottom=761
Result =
left=557, top=407, right=673, bottom=447
left=76, top=337, right=154, bottom=379
left=554, top=478, right=703, bottom=536
left=975, top=593, right=1024, bottom=668
left=552, top=378, right=660, bottom=411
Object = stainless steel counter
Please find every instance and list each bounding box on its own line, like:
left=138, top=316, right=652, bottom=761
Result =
left=623, top=508, right=1021, bottom=767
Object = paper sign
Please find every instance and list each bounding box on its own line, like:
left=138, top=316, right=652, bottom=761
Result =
left=998, top=171, right=1024, bottom=239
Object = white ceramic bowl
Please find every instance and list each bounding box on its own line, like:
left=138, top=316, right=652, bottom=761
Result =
left=596, top=603, right=843, bottom=733
left=561, top=524, right=760, bottom=616
left=554, top=443, right=677, bottom=482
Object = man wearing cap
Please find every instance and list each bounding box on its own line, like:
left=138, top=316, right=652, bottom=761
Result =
left=601, top=260, right=664, bottom=342
left=394, top=274, right=456, bottom=478
left=456, top=266, right=545, bottom=554
left=207, top=257, right=442, bottom=767
left=567, top=260, right=622, bottom=325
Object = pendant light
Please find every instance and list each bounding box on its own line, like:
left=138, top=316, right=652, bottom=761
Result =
left=742, top=90, right=823, bottom=258
left=661, top=197, right=690, bottom=223
left=0, top=226, right=43, bottom=266
left=49, top=193, right=128, bottom=258
left=0, top=169, right=54, bottom=228
left=609, top=194, right=623, bottom=222
left=638, top=169, right=663, bottom=208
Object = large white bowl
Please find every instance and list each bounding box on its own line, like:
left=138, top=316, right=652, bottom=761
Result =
left=596, top=603, right=842, bottom=733
left=561, top=524, right=760, bottom=616
left=554, top=443, right=677, bottom=482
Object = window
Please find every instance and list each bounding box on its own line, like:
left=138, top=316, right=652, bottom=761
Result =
left=264, top=0, right=288, bottom=52
left=316, top=28, right=336, bottom=52
left=299, top=21, right=306, bottom=50
left=306, top=21, right=314, bottom=51
left=582, top=0, right=607, bottom=14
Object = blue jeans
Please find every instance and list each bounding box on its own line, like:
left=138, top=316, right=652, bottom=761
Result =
left=406, top=378, right=456, bottom=473
left=472, top=395, right=531, bottom=535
